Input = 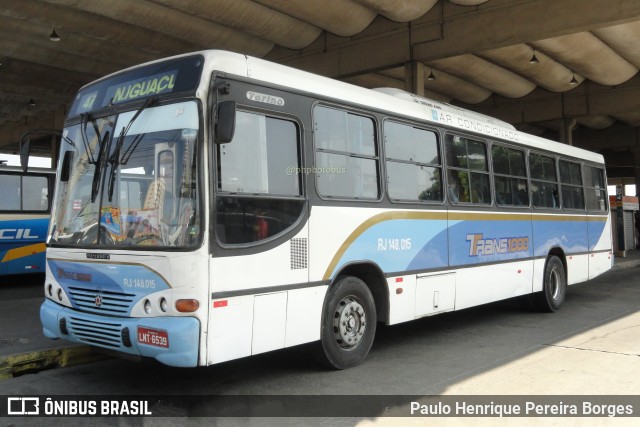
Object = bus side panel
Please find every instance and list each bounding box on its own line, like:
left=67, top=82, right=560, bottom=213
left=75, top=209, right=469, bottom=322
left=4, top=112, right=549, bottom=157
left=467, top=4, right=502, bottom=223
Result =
left=454, top=260, right=534, bottom=310
left=3, top=244, right=46, bottom=275
left=415, top=272, right=456, bottom=317
left=532, top=258, right=546, bottom=293
left=252, top=292, right=287, bottom=355
left=210, top=227, right=309, bottom=293
left=566, top=254, right=589, bottom=285
left=0, top=216, right=48, bottom=275
left=310, top=207, right=449, bottom=282
left=284, top=286, right=325, bottom=347
left=207, top=285, right=326, bottom=364
left=208, top=227, right=310, bottom=364
left=387, top=275, right=417, bottom=324
left=448, top=212, right=533, bottom=309
left=588, top=214, right=612, bottom=279
left=532, top=214, right=589, bottom=285
left=568, top=214, right=589, bottom=285
left=208, top=295, right=254, bottom=364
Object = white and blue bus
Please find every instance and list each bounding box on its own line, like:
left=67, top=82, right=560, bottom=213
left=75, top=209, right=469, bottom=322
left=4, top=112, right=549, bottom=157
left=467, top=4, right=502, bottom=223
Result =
left=0, top=163, right=54, bottom=277
left=40, top=50, right=612, bottom=368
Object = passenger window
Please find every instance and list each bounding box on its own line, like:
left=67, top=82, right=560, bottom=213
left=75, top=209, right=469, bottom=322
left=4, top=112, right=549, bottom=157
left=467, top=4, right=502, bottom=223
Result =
left=22, top=176, right=49, bottom=211
left=584, top=166, right=608, bottom=212
left=559, top=159, right=585, bottom=210
left=530, top=152, right=559, bottom=209
left=445, top=135, right=490, bottom=205
left=0, top=174, right=21, bottom=211
left=219, top=113, right=300, bottom=196
left=384, top=121, right=442, bottom=202
left=216, top=111, right=304, bottom=244
left=492, top=145, right=528, bottom=207
left=314, top=105, right=379, bottom=200
left=0, top=174, right=49, bottom=212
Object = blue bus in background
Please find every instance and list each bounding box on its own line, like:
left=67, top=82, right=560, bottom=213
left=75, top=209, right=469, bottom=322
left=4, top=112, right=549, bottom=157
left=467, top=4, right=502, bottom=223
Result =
left=0, top=163, right=54, bottom=277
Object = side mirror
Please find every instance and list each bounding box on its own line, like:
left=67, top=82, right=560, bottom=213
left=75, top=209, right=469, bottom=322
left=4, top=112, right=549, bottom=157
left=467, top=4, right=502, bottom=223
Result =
left=60, top=151, right=74, bottom=182
left=19, top=129, right=62, bottom=173
left=20, top=139, right=30, bottom=173
left=214, top=101, right=236, bottom=144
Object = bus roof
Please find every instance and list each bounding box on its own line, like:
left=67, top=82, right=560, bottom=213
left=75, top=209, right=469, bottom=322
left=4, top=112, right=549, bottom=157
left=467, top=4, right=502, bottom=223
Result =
left=84, top=50, right=606, bottom=165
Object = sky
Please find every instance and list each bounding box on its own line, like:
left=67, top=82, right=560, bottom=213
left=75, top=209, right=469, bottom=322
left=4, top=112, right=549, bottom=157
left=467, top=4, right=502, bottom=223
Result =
left=0, top=154, right=52, bottom=168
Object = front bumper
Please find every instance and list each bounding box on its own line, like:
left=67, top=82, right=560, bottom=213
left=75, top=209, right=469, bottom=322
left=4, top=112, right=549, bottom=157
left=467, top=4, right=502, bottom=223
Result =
left=41, top=299, right=200, bottom=367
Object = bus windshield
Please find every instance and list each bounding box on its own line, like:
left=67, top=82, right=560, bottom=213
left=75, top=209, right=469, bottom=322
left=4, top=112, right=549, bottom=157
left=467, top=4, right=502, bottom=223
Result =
left=49, top=100, right=200, bottom=248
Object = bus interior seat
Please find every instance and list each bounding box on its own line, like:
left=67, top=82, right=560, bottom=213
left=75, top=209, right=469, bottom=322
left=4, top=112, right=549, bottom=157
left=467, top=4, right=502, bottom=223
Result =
left=143, top=178, right=166, bottom=213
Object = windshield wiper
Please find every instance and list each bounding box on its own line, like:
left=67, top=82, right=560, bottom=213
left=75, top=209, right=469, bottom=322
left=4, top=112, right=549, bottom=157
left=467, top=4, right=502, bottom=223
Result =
left=107, top=97, right=157, bottom=201
left=80, top=114, right=98, bottom=165
left=90, top=130, right=110, bottom=203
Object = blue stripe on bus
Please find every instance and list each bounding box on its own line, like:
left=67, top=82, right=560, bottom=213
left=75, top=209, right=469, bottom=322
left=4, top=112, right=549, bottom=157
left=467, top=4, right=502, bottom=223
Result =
left=0, top=217, right=49, bottom=275
left=328, top=216, right=608, bottom=278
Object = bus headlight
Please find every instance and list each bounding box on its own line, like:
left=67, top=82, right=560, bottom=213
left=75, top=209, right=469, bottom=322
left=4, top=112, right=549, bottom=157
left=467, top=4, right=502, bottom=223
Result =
left=144, top=299, right=152, bottom=314
left=57, top=288, right=63, bottom=302
left=160, top=297, right=168, bottom=313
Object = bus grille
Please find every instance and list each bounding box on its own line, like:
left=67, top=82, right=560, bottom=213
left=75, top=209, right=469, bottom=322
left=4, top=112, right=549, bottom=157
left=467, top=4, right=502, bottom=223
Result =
left=68, top=287, right=136, bottom=315
left=67, top=317, right=124, bottom=349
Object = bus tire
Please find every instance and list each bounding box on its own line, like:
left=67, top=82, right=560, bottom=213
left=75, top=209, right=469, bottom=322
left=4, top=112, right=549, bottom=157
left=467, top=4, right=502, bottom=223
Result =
left=533, top=255, right=566, bottom=312
left=317, top=276, right=377, bottom=370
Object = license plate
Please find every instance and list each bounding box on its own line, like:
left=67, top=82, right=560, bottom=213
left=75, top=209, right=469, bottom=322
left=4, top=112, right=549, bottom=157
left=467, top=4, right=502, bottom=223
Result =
left=137, top=326, right=169, bottom=348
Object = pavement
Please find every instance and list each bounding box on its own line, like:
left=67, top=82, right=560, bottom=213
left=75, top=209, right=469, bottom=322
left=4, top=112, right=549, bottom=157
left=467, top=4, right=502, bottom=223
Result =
left=0, top=279, right=106, bottom=379
left=1, top=251, right=639, bottom=380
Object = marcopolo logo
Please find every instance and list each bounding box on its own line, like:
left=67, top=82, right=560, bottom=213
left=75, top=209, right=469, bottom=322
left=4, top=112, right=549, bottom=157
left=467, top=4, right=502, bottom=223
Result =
left=466, top=233, right=529, bottom=257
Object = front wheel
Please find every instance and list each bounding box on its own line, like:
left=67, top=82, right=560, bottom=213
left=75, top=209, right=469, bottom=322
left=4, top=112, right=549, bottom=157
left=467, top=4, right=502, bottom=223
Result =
left=317, top=276, right=377, bottom=370
left=533, top=255, right=566, bottom=312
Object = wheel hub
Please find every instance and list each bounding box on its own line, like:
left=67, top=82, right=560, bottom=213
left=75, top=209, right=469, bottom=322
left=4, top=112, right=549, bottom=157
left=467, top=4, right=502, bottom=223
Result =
left=333, top=296, right=366, bottom=351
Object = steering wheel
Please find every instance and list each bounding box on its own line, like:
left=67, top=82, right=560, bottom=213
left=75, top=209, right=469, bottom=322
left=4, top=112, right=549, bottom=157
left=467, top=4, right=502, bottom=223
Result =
left=78, top=224, right=115, bottom=245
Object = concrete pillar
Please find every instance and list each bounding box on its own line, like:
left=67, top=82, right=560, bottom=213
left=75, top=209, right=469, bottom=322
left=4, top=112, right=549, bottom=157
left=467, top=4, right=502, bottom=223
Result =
left=50, top=135, right=58, bottom=167
left=50, top=107, right=66, bottom=165
left=559, top=117, right=577, bottom=145
left=404, top=61, right=425, bottom=97
left=633, top=142, right=640, bottom=197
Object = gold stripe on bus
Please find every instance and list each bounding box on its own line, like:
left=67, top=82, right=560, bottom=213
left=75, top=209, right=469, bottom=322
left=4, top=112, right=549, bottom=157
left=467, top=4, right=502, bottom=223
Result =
left=531, top=214, right=608, bottom=222
left=449, top=212, right=609, bottom=222
left=322, top=210, right=609, bottom=280
left=0, top=214, right=48, bottom=221
left=322, top=211, right=447, bottom=281
left=1, top=243, right=46, bottom=263
left=448, top=212, right=530, bottom=221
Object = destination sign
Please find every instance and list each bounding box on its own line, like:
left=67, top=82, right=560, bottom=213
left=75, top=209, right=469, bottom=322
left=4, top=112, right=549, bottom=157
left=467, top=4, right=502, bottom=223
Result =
left=105, top=70, right=178, bottom=104
left=68, top=55, right=204, bottom=117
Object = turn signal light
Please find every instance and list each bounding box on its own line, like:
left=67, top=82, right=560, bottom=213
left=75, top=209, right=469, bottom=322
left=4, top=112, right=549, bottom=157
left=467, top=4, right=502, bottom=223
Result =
left=175, top=299, right=199, bottom=312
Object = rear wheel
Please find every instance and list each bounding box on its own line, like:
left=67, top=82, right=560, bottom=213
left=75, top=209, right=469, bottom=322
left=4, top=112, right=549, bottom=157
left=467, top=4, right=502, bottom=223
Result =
left=317, top=276, right=377, bottom=369
left=533, top=255, right=566, bottom=312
